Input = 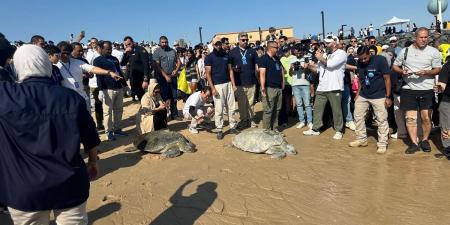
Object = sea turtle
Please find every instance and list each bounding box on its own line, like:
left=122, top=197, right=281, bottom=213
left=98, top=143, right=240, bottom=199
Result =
left=133, top=130, right=196, bottom=158
left=231, top=129, right=297, bottom=159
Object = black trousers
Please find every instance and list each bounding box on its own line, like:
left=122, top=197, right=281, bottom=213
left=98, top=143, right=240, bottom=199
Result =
left=130, top=73, right=145, bottom=101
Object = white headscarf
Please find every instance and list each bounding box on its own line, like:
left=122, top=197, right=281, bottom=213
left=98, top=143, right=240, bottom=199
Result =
left=13, top=44, right=52, bottom=82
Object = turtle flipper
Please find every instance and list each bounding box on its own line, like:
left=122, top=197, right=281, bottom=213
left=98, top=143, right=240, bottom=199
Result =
left=161, top=148, right=181, bottom=158
left=267, top=146, right=287, bottom=159
left=270, top=151, right=286, bottom=159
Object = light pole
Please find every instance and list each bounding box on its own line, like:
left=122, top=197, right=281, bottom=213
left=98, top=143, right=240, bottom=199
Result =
left=340, top=24, right=347, bottom=39
left=199, top=26, right=203, bottom=44
left=321, top=11, right=325, bottom=40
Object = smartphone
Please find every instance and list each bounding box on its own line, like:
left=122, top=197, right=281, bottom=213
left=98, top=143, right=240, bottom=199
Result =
left=81, top=30, right=85, bottom=36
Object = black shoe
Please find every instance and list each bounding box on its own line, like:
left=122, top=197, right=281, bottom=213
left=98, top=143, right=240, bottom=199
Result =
left=216, top=131, right=224, bottom=140
left=405, top=144, right=420, bottom=154
left=443, top=147, right=450, bottom=158
left=419, top=140, right=432, bottom=152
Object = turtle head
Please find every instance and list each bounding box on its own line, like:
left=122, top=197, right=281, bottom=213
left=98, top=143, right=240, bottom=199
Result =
left=181, top=138, right=196, bottom=153
left=285, top=144, right=297, bottom=155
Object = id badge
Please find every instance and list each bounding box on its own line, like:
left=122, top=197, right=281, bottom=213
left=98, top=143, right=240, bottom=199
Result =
left=242, top=56, right=248, bottom=65
left=74, top=81, right=80, bottom=89
left=275, top=63, right=280, bottom=71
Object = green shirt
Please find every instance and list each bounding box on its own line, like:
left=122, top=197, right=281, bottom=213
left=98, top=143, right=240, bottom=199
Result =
left=280, top=55, right=296, bottom=85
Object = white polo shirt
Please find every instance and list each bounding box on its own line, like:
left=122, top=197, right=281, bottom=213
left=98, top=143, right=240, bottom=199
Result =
left=86, top=49, right=100, bottom=88
left=316, top=49, right=347, bottom=92
left=56, top=58, right=93, bottom=102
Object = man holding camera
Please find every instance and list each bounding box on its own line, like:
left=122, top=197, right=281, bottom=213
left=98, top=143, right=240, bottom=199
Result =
left=392, top=27, right=442, bottom=154
left=290, top=45, right=314, bottom=129
left=229, top=32, right=258, bottom=129
left=348, top=46, right=392, bottom=154
left=303, top=36, right=347, bottom=140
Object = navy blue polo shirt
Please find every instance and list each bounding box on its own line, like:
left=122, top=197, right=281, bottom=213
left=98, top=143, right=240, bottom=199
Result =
left=258, top=54, right=283, bottom=89
left=204, top=51, right=230, bottom=85
left=0, top=77, right=100, bottom=211
left=94, top=55, right=126, bottom=90
left=357, top=55, right=390, bottom=99
left=228, top=47, right=258, bottom=86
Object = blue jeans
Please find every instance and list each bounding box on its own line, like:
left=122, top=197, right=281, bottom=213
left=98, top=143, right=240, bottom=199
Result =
left=342, top=84, right=353, bottom=122
left=292, top=85, right=312, bottom=124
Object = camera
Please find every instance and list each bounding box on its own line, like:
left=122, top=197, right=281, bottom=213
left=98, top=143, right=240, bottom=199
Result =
left=293, top=61, right=301, bottom=70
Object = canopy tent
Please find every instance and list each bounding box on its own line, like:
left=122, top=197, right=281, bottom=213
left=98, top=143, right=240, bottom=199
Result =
left=382, top=16, right=411, bottom=26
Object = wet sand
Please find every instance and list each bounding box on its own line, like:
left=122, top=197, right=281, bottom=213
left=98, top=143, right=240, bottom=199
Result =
left=2, top=99, right=450, bottom=225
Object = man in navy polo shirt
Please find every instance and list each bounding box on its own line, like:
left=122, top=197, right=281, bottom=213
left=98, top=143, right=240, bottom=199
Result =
left=258, top=41, right=285, bottom=130
left=94, top=40, right=128, bottom=141
left=229, top=32, right=258, bottom=129
left=0, top=45, right=100, bottom=224
left=349, top=46, right=392, bottom=154
left=205, top=40, right=238, bottom=140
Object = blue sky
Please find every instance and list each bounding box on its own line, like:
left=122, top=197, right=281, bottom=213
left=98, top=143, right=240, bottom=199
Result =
left=0, top=0, right=443, bottom=44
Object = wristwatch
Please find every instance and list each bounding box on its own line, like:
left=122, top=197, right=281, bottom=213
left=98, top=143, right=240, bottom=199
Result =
left=385, top=95, right=391, bottom=98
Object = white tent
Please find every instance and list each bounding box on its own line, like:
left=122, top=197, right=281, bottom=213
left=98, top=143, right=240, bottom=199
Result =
left=382, top=16, right=410, bottom=26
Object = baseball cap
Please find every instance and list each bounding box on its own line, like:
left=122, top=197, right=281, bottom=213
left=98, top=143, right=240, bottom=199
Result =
left=382, top=45, right=389, bottom=50
left=324, top=35, right=339, bottom=43
left=389, top=36, right=398, bottom=42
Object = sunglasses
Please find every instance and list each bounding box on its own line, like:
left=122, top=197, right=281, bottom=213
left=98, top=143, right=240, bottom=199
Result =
left=240, top=39, right=249, bottom=42
left=351, top=40, right=357, bottom=43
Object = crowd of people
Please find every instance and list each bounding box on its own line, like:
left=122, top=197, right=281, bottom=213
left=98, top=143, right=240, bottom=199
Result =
left=1, top=25, right=450, bottom=224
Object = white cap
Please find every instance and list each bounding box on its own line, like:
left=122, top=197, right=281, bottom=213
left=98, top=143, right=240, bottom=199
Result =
left=382, top=45, right=389, bottom=50
left=389, top=36, right=398, bottom=42
left=324, top=35, right=339, bottom=43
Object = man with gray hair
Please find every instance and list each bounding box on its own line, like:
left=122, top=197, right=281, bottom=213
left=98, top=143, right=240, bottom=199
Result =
left=392, top=27, right=442, bottom=154
left=0, top=45, right=100, bottom=224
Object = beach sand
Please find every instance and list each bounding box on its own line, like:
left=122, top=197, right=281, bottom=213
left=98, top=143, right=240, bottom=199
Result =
left=2, top=98, right=450, bottom=225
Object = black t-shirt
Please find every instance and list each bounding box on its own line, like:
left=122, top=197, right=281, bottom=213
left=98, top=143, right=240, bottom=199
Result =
left=258, top=54, right=283, bottom=89
left=357, top=55, right=390, bottom=99
left=439, top=62, right=450, bottom=102
left=205, top=51, right=230, bottom=85
left=228, top=47, right=257, bottom=86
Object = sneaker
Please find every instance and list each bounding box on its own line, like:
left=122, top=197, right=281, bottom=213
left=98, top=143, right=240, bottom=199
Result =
left=216, top=131, right=224, bottom=140
left=188, top=126, right=199, bottom=134
left=376, top=146, right=387, bottom=154
left=345, top=121, right=356, bottom=131
left=419, top=140, right=432, bottom=152
left=405, top=144, right=420, bottom=154
left=114, top=130, right=128, bottom=137
left=303, top=129, right=320, bottom=136
left=349, top=140, right=368, bottom=147
left=307, top=123, right=313, bottom=129
left=333, top=132, right=343, bottom=140
left=280, top=123, right=288, bottom=128
left=230, top=128, right=240, bottom=134
left=443, top=147, right=450, bottom=158
left=250, top=121, right=258, bottom=128
left=296, top=123, right=306, bottom=129
left=107, top=131, right=116, bottom=141
left=390, top=132, right=398, bottom=139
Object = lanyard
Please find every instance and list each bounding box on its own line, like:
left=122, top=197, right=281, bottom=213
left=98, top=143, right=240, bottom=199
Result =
left=239, top=48, right=247, bottom=58
left=60, top=60, right=75, bottom=78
